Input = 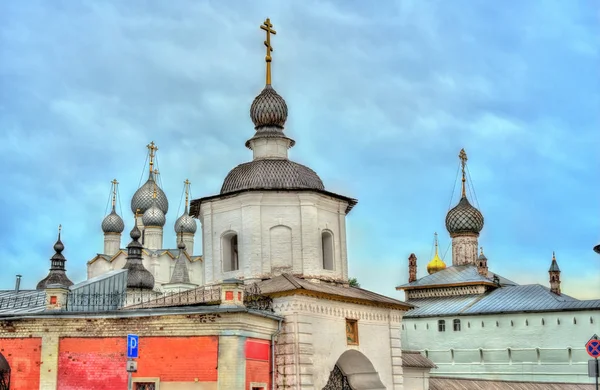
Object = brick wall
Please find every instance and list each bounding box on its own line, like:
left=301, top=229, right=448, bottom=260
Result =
left=246, top=338, right=270, bottom=389
left=0, top=338, right=42, bottom=390
left=56, top=336, right=219, bottom=389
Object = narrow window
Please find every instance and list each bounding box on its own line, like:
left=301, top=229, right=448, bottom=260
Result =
left=557, top=318, right=560, bottom=325
left=142, top=230, right=145, bottom=245
left=525, top=319, right=529, bottom=326
left=438, top=320, right=446, bottom=332
left=453, top=319, right=461, bottom=331
left=322, top=231, right=334, bottom=270
left=467, top=321, right=471, bottom=328
left=510, top=320, right=514, bottom=327
left=413, top=324, right=417, bottom=330
left=222, top=233, right=239, bottom=272
left=496, top=321, right=499, bottom=327
left=541, top=318, right=545, bottom=326
left=591, top=317, right=594, bottom=324
left=573, top=317, right=577, bottom=325
left=481, top=321, right=485, bottom=328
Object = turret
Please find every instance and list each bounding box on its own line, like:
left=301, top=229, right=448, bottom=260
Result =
left=123, top=212, right=155, bottom=290
left=549, top=251, right=561, bottom=295
left=477, top=247, right=488, bottom=276
left=37, top=225, right=74, bottom=290
left=408, top=253, right=417, bottom=283
left=101, top=179, right=124, bottom=255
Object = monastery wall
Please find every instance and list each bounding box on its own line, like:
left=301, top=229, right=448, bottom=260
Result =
left=0, top=337, right=42, bottom=389
left=401, top=310, right=600, bottom=383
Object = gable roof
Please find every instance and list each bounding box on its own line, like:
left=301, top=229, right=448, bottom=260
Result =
left=258, top=274, right=413, bottom=310
left=405, top=284, right=600, bottom=318
left=397, top=265, right=516, bottom=290
left=88, top=249, right=202, bottom=265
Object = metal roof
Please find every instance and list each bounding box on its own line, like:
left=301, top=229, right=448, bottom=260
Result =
left=0, top=290, right=46, bottom=315
left=401, top=350, right=437, bottom=368
left=406, top=284, right=600, bottom=318
left=430, top=376, right=595, bottom=390
left=397, top=265, right=516, bottom=290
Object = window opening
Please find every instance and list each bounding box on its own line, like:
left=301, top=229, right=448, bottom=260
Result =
left=438, top=320, right=446, bottom=332
left=322, top=231, right=334, bottom=270
left=453, top=319, right=461, bottom=331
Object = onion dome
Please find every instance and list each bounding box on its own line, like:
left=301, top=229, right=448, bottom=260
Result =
left=102, top=207, right=125, bottom=233
left=175, top=209, right=196, bottom=234
left=426, top=233, right=446, bottom=274
left=123, top=220, right=154, bottom=289
left=142, top=202, right=166, bottom=227
left=131, top=173, right=169, bottom=215
left=445, top=196, right=484, bottom=236
left=37, top=225, right=74, bottom=289
left=250, top=85, right=288, bottom=129
left=221, top=159, right=324, bottom=194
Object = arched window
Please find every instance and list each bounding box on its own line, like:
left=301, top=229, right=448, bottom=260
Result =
left=0, top=352, right=10, bottom=390
left=438, top=320, right=446, bottom=332
left=453, top=319, right=461, bottom=331
left=322, top=231, right=334, bottom=270
left=222, top=232, right=239, bottom=272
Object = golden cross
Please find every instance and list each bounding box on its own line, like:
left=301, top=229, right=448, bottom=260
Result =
left=147, top=141, right=158, bottom=172
left=135, top=208, right=141, bottom=220
left=260, top=18, right=276, bottom=85
left=459, top=148, right=468, bottom=197
left=111, top=179, right=119, bottom=207
left=58, top=224, right=62, bottom=235
left=184, top=179, right=191, bottom=206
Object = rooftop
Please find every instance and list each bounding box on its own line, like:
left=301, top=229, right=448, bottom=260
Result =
left=397, top=265, right=517, bottom=290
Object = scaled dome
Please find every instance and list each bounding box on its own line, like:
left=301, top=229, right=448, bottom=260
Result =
left=445, top=197, right=484, bottom=236
left=131, top=177, right=169, bottom=215
left=142, top=203, right=166, bottom=227
left=221, top=159, right=325, bottom=194
left=250, top=85, right=288, bottom=128
left=102, top=209, right=125, bottom=233
left=174, top=212, right=197, bottom=234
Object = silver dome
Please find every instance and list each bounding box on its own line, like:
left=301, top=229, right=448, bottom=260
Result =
left=101, top=208, right=125, bottom=233
left=221, top=159, right=325, bottom=194
left=174, top=209, right=197, bottom=234
left=142, top=203, right=166, bottom=227
left=250, top=85, right=288, bottom=128
left=131, top=176, right=169, bottom=215
left=445, top=197, right=484, bottom=236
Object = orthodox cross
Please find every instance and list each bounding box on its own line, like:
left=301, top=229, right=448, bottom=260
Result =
left=147, top=141, right=158, bottom=173
left=260, top=18, right=276, bottom=85
left=58, top=224, right=62, bottom=236
left=152, top=169, right=159, bottom=198
left=135, top=208, right=141, bottom=221
left=111, top=179, right=119, bottom=207
left=184, top=179, right=191, bottom=207
left=459, top=148, right=468, bottom=197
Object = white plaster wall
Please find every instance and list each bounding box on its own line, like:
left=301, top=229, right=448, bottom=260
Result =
left=199, top=192, right=350, bottom=284
left=402, top=367, right=430, bottom=390
left=401, top=311, right=600, bottom=383
left=451, top=234, right=478, bottom=266
left=273, top=295, right=405, bottom=390
left=103, top=233, right=121, bottom=256
left=144, top=227, right=164, bottom=250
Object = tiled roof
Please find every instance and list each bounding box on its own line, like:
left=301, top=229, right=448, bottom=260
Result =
left=430, top=376, right=595, bottom=389
left=397, top=265, right=516, bottom=289
left=0, top=290, right=46, bottom=315
left=258, top=274, right=413, bottom=309
left=401, top=350, right=437, bottom=368
left=406, top=284, right=600, bottom=318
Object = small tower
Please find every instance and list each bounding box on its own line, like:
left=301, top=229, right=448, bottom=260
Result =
left=163, top=228, right=197, bottom=293
left=37, top=225, right=74, bottom=290
left=427, top=233, right=447, bottom=275
left=123, top=212, right=155, bottom=290
left=445, top=149, right=484, bottom=266
left=549, top=251, right=561, bottom=295
left=101, top=179, right=125, bottom=255
left=477, top=247, right=488, bottom=276
left=174, top=179, right=197, bottom=254
left=142, top=171, right=166, bottom=250
left=408, top=253, right=417, bottom=283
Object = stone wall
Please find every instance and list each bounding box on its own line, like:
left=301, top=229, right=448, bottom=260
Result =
left=0, top=337, right=42, bottom=390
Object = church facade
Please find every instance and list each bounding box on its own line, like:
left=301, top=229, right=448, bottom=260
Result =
left=0, top=18, right=418, bottom=390
left=397, top=151, right=600, bottom=385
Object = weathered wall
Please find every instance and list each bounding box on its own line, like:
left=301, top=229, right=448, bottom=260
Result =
left=402, top=310, right=600, bottom=383
left=246, top=338, right=271, bottom=389
left=0, top=337, right=42, bottom=390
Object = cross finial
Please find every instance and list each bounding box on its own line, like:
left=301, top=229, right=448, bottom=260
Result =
left=184, top=179, right=191, bottom=208
left=260, top=18, right=277, bottom=85
left=111, top=179, right=119, bottom=208
left=58, top=224, right=62, bottom=237
left=459, top=148, right=468, bottom=198
left=434, top=232, right=439, bottom=254
left=480, top=246, right=484, bottom=255
left=552, top=251, right=556, bottom=261
left=147, top=141, right=158, bottom=173
left=135, top=208, right=141, bottom=220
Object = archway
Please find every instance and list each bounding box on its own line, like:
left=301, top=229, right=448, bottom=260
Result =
left=0, top=352, right=10, bottom=390
left=323, top=350, right=385, bottom=390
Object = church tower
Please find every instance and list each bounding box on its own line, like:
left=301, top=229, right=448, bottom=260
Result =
left=477, top=247, right=488, bottom=276
left=101, top=179, right=125, bottom=255
left=549, top=252, right=561, bottom=295
left=445, top=149, right=484, bottom=266
left=191, top=18, right=357, bottom=285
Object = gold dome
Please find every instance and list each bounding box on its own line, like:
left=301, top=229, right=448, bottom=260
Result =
left=427, top=233, right=447, bottom=274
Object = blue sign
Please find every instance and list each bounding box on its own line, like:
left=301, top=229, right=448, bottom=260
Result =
left=127, top=334, right=139, bottom=358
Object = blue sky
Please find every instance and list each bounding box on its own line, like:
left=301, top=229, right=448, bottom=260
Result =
left=1, top=1, right=598, bottom=300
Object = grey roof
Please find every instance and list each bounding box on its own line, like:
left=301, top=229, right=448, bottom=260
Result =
left=37, top=232, right=74, bottom=290
left=401, top=350, right=437, bottom=369
left=101, top=207, right=125, bottom=233
left=221, top=159, right=325, bottom=194
left=398, top=265, right=516, bottom=289
left=142, top=202, right=166, bottom=227
left=0, top=289, right=46, bottom=315
left=549, top=257, right=560, bottom=272
left=430, top=376, right=595, bottom=390
left=250, top=84, right=288, bottom=129
left=174, top=207, right=197, bottom=234
left=445, top=196, right=484, bottom=235
left=257, top=274, right=413, bottom=309
left=169, top=239, right=191, bottom=284
left=405, top=284, right=600, bottom=318
left=123, top=224, right=155, bottom=290
left=131, top=173, right=169, bottom=215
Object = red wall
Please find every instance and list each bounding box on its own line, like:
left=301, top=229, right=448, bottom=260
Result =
left=57, top=336, right=218, bottom=389
left=245, top=338, right=271, bottom=389
left=0, top=338, right=42, bottom=390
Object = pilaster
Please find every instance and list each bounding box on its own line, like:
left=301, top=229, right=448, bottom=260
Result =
left=39, top=333, right=60, bottom=390
left=217, top=335, right=246, bottom=390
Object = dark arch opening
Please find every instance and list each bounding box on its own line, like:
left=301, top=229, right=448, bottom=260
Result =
left=322, top=350, right=384, bottom=389
left=0, top=353, right=10, bottom=390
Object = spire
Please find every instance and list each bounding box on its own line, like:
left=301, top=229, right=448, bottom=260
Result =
left=549, top=251, right=561, bottom=295
left=147, top=141, right=158, bottom=177
left=477, top=246, right=488, bottom=276
left=549, top=251, right=560, bottom=272
left=459, top=148, right=468, bottom=198
left=111, top=179, right=118, bottom=210
left=170, top=227, right=191, bottom=284
left=184, top=178, right=190, bottom=212
left=36, top=225, right=74, bottom=290
left=426, top=232, right=446, bottom=274
left=260, top=18, right=276, bottom=86
left=123, top=211, right=155, bottom=290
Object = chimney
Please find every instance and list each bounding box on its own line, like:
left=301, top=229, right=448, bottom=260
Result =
left=408, top=253, right=417, bottom=283
left=15, top=274, right=22, bottom=293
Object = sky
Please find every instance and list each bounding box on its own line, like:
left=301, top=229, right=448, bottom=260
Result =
left=1, top=0, right=599, bottom=300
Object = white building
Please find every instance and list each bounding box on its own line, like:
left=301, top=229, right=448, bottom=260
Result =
left=397, top=150, right=600, bottom=386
